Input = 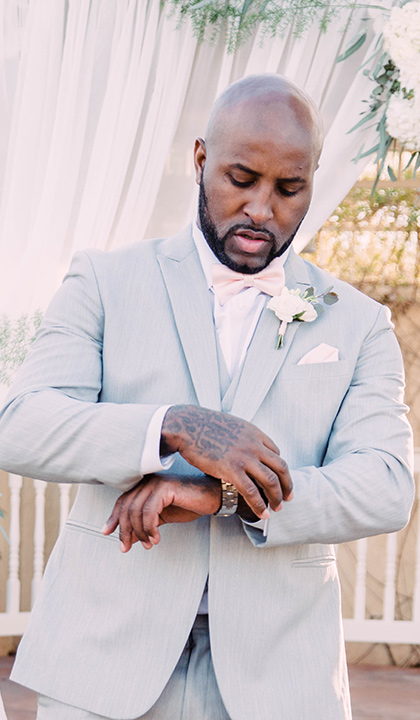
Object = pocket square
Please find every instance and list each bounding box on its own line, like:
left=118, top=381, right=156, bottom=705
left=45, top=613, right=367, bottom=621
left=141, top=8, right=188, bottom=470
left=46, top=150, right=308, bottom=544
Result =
left=297, top=343, right=339, bottom=365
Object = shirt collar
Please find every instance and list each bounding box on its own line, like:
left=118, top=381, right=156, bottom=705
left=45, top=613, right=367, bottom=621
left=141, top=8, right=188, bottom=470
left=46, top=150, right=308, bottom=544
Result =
left=192, top=220, right=290, bottom=291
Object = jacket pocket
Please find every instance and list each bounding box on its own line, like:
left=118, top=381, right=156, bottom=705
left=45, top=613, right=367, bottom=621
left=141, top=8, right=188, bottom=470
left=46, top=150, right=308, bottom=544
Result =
left=292, top=555, right=336, bottom=568
left=65, top=519, right=119, bottom=543
left=281, top=360, right=350, bottom=380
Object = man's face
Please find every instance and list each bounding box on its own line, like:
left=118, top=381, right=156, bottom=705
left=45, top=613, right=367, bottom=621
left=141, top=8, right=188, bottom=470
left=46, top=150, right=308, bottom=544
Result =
left=194, top=102, right=317, bottom=274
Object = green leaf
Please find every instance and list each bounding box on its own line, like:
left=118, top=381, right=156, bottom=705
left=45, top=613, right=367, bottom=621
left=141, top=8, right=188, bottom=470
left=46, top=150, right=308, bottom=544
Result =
left=313, top=303, right=324, bottom=315
left=404, top=153, right=416, bottom=171
left=324, top=292, right=339, bottom=305
left=0, top=509, right=4, bottom=518
left=353, top=142, right=381, bottom=162
left=241, top=0, right=254, bottom=15
left=337, top=31, right=367, bottom=63
left=353, top=142, right=366, bottom=163
left=387, top=165, right=397, bottom=181
left=359, top=46, right=381, bottom=71
left=322, top=285, right=333, bottom=295
left=348, top=109, right=377, bottom=134
left=413, top=152, right=420, bottom=178
left=302, top=286, right=315, bottom=299
left=372, top=52, right=388, bottom=79
left=190, top=0, right=214, bottom=9
left=375, top=72, right=389, bottom=84
left=377, top=114, right=387, bottom=160
left=237, top=0, right=255, bottom=30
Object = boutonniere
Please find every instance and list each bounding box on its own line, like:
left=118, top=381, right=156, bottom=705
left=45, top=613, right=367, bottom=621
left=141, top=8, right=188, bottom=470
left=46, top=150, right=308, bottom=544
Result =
left=267, top=285, right=339, bottom=349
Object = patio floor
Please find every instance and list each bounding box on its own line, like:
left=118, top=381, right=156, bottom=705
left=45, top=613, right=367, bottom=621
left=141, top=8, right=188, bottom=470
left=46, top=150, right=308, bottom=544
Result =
left=1, top=656, right=420, bottom=719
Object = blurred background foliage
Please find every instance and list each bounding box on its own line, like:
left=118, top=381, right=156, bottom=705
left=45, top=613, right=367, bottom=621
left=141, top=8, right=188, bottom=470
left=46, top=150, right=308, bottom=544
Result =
left=303, top=147, right=420, bottom=313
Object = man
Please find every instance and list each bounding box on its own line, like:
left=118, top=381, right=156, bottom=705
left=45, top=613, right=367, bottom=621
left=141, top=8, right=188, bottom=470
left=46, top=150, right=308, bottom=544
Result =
left=0, top=74, right=414, bottom=720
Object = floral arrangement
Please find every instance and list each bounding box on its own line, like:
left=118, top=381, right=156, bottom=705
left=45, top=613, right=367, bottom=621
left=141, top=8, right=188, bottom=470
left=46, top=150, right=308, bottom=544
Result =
left=343, top=2, right=420, bottom=191
left=166, top=0, right=367, bottom=52
left=268, top=285, right=338, bottom=348
left=383, top=3, right=420, bottom=152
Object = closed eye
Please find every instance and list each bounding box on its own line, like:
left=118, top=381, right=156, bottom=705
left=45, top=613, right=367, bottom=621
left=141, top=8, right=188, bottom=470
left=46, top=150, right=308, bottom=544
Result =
left=228, top=174, right=255, bottom=188
left=279, top=187, right=299, bottom=197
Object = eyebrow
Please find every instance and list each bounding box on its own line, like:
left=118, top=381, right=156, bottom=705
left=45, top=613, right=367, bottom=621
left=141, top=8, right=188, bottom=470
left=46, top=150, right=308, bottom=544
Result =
left=229, top=163, right=306, bottom=184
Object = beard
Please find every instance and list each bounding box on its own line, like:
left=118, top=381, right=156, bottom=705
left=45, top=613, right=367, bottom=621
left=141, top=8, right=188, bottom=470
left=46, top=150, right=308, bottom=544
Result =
left=198, top=176, right=302, bottom=274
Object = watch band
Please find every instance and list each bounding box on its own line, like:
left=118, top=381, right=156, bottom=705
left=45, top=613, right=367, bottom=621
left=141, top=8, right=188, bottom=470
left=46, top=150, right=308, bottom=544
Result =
left=214, top=479, right=238, bottom=517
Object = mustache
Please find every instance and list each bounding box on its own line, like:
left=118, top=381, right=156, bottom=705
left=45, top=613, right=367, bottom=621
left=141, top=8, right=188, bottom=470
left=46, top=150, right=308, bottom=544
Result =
left=224, top=223, right=276, bottom=244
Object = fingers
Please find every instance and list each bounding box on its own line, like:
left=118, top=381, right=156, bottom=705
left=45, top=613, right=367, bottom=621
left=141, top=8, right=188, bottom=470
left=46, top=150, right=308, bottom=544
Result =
left=105, top=479, right=179, bottom=553
left=101, top=494, right=125, bottom=536
left=253, top=450, right=294, bottom=507
left=261, top=433, right=280, bottom=456
left=130, top=490, right=166, bottom=548
left=118, top=484, right=161, bottom=552
left=220, top=449, right=293, bottom=518
left=102, top=475, right=221, bottom=554
left=102, top=483, right=158, bottom=553
left=228, top=472, right=270, bottom=519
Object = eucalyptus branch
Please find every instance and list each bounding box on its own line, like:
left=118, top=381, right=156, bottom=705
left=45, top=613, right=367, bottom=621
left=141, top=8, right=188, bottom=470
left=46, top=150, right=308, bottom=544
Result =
left=165, top=0, right=375, bottom=51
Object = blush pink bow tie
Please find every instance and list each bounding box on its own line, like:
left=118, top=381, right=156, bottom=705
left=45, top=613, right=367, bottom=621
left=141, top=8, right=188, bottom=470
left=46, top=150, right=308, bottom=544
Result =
left=211, top=258, right=286, bottom=306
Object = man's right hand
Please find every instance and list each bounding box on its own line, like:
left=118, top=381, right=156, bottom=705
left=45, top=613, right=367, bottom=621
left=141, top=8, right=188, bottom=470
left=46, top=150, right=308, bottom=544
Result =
left=160, top=405, right=293, bottom=519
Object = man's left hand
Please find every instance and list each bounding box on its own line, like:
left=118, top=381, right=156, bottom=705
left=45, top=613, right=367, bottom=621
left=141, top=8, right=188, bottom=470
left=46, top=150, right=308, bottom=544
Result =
left=102, top=474, right=221, bottom=552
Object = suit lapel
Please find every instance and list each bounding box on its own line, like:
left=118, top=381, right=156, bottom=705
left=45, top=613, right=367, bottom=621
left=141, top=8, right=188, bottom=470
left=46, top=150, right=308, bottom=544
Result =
left=230, top=250, right=313, bottom=422
left=157, top=228, right=221, bottom=411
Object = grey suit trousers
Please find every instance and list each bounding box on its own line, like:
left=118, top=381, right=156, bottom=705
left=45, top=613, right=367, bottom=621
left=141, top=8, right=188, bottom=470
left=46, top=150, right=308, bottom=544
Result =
left=36, top=616, right=231, bottom=720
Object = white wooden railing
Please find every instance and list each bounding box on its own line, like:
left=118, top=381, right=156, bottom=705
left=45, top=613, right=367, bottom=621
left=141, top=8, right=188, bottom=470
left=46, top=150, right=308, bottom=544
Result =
left=0, top=476, right=72, bottom=636
left=343, top=451, right=420, bottom=643
left=0, top=453, right=419, bottom=644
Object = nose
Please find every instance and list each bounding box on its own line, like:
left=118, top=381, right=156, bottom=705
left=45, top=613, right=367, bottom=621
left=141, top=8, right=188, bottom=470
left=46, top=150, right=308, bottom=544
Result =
left=243, top=188, right=274, bottom=226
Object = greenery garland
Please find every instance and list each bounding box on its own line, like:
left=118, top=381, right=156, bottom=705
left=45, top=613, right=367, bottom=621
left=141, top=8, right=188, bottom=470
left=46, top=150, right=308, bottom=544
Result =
left=165, top=0, right=376, bottom=51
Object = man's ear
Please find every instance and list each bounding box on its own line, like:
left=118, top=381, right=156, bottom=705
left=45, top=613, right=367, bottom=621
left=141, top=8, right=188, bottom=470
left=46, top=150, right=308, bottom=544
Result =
left=193, top=138, right=206, bottom=185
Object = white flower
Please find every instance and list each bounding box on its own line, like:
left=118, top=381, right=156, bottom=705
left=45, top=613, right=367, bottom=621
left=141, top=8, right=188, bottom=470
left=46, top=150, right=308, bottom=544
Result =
left=267, top=285, right=338, bottom=349
left=267, top=287, right=318, bottom=324
left=386, top=92, right=420, bottom=151
left=383, top=3, right=420, bottom=92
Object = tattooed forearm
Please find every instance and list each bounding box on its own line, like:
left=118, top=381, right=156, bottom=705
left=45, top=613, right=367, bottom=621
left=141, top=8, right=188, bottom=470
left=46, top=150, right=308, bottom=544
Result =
left=161, top=405, right=246, bottom=460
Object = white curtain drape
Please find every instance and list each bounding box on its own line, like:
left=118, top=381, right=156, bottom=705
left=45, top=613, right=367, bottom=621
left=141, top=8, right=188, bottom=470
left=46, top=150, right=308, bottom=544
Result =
left=0, top=0, right=392, bottom=317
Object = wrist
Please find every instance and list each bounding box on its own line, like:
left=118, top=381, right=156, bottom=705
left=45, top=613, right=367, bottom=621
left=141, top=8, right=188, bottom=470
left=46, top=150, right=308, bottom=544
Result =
left=160, top=405, right=187, bottom=455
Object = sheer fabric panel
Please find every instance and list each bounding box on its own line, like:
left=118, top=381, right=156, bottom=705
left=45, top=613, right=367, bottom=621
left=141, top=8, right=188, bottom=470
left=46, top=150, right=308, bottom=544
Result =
left=0, top=0, right=392, bottom=317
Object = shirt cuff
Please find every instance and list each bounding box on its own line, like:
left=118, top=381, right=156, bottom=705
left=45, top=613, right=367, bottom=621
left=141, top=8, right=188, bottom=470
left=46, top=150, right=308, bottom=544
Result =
left=241, top=518, right=269, bottom=536
left=140, top=405, right=175, bottom=475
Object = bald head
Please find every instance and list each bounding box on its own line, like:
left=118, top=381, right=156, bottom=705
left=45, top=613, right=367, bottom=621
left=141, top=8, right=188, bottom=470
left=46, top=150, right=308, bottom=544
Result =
left=206, top=74, right=323, bottom=166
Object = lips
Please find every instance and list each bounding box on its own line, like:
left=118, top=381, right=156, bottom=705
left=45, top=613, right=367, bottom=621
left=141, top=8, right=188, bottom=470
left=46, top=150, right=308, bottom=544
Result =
left=232, top=229, right=271, bottom=254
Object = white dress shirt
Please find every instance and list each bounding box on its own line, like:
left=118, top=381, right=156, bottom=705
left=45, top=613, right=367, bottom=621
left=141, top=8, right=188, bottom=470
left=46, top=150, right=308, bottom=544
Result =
left=140, top=223, right=289, bottom=612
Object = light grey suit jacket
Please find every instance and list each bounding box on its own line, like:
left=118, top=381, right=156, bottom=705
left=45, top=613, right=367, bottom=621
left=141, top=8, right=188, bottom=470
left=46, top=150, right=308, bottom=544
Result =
left=0, top=226, right=414, bottom=720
